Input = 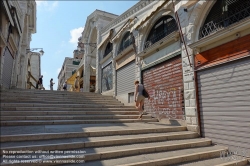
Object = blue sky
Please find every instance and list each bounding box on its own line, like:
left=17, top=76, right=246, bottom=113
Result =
left=31, top=1, right=138, bottom=90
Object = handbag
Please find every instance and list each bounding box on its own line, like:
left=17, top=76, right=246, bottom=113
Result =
left=142, top=86, right=149, bottom=98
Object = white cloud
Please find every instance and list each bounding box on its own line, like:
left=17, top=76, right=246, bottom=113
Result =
left=69, top=27, right=84, bottom=46
left=36, top=1, right=58, bottom=11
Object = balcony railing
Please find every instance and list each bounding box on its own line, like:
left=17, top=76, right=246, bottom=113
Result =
left=199, top=1, right=250, bottom=39
left=144, top=27, right=178, bottom=49
left=117, top=38, right=134, bottom=55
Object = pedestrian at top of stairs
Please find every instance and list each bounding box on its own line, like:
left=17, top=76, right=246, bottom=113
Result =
left=63, top=81, right=67, bottom=91
left=37, top=75, right=45, bottom=90
left=50, top=78, right=55, bottom=91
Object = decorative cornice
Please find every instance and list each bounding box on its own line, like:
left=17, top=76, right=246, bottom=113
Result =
left=114, top=44, right=134, bottom=61
left=100, top=0, right=155, bottom=34
left=100, top=52, right=112, bottom=65
left=189, top=18, right=250, bottom=51
left=138, top=31, right=179, bottom=58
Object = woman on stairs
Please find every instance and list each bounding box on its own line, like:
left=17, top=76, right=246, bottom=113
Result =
left=134, top=80, right=150, bottom=120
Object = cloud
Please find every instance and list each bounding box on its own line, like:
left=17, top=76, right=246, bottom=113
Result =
left=36, top=1, right=58, bottom=11
left=69, top=27, right=84, bottom=46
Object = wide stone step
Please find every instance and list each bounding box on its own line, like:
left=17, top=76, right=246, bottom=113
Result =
left=0, top=107, right=136, bottom=111
left=0, top=119, right=158, bottom=126
left=0, top=115, right=152, bottom=121
left=0, top=96, right=115, bottom=100
left=0, top=145, right=227, bottom=165
left=0, top=103, right=125, bottom=107
left=0, top=131, right=198, bottom=152
left=0, top=126, right=186, bottom=142
left=0, top=111, right=139, bottom=116
left=173, top=156, right=249, bottom=166
left=0, top=98, right=120, bottom=103
left=81, top=146, right=227, bottom=166
left=0, top=138, right=213, bottom=165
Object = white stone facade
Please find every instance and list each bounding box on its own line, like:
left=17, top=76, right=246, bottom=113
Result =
left=0, top=0, right=37, bottom=89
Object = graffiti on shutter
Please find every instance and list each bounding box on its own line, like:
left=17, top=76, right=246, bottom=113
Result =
left=142, top=55, right=185, bottom=120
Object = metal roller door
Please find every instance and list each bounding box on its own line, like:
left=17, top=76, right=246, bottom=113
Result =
left=2, top=48, right=14, bottom=89
left=142, top=55, right=185, bottom=119
left=197, top=56, right=250, bottom=152
left=116, top=61, right=135, bottom=95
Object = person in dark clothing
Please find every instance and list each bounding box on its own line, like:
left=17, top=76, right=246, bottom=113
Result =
left=37, top=75, right=44, bottom=90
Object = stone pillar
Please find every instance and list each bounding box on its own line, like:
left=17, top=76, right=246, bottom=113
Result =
left=83, top=54, right=91, bottom=92
left=177, top=7, right=199, bottom=133
left=95, top=26, right=102, bottom=93
left=112, top=43, right=117, bottom=97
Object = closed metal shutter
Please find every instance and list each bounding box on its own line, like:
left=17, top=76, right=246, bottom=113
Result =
left=2, top=48, right=14, bottom=89
left=197, top=56, right=250, bottom=151
left=116, top=61, right=135, bottom=95
left=142, top=55, right=185, bottom=119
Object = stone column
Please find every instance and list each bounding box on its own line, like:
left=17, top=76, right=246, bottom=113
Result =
left=95, top=25, right=102, bottom=93
left=177, top=7, right=199, bottom=133
left=112, top=43, right=117, bottom=97
left=83, top=54, right=91, bottom=92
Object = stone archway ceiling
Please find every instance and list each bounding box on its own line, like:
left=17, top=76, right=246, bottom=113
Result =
left=130, top=0, right=170, bottom=32
left=97, top=29, right=114, bottom=49
left=111, top=17, right=136, bottom=42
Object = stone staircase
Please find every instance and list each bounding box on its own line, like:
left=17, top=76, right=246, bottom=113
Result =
left=0, top=89, right=249, bottom=166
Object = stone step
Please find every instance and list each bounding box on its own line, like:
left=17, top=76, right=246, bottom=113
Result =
left=173, top=156, right=248, bottom=166
left=0, top=110, right=139, bottom=116
left=0, top=90, right=105, bottom=95
left=0, top=145, right=227, bottom=166
left=0, top=103, right=125, bottom=107
left=0, top=115, right=152, bottom=121
left=0, top=100, right=122, bottom=105
left=97, top=146, right=227, bottom=166
left=0, top=126, right=186, bottom=142
left=0, top=131, right=198, bottom=152
left=0, top=119, right=158, bottom=126
left=0, top=95, right=115, bottom=100
left=0, top=138, right=213, bottom=165
left=0, top=98, right=120, bottom=103
left=0, top=107, right=136, bottom=111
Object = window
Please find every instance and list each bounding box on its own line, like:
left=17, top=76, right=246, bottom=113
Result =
left=103, top=42, right=113, bottom=58
left=117, top=32, right=134, bottom=55
left=73, top=61, right=80, bottom=65
left=144, top=16, right=178, bottom=49
left=199, top=0, right=250, bottom=39
left=101, top=63, right=113, bottom=92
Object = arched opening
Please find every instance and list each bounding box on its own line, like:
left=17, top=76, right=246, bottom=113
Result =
left=199, top=0, right=250, bottom=39
left=144, top=15, right=178, bottom=49
left=103, top=42, right=113, bottom=58
left=117, top=31, right=134, bottom=55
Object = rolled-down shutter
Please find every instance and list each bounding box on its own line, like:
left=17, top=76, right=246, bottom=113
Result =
left=142, top=55, right=185, bottom=120
left=116, top=61, right=136, bottom=95
left=198, top=56, right=250, bottom=152
left=2, top=48, right=14, bottom=89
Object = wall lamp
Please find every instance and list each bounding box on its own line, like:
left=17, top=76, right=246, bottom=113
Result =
left=26, top=48, right=44, bottom=55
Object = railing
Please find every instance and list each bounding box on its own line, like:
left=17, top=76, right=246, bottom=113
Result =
left=144, top=27, right=178, bottom=49
left=103, top=47, right=113, bottom=58
left=199, top=1, right=250, bottom=39
left=27, top=71, right=38, bottom=89
left=117, top=38, right=134, bottom=55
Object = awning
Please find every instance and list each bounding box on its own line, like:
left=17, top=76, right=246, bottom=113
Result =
left=67, top=72, right=77, bottom=85
left=2, top=0, right=14, bottom=26
left=130, top=0, right=169, bottom=32
left=111, top=17, right=136, bottom=42
left=97, top=29, right=114, bottom=49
